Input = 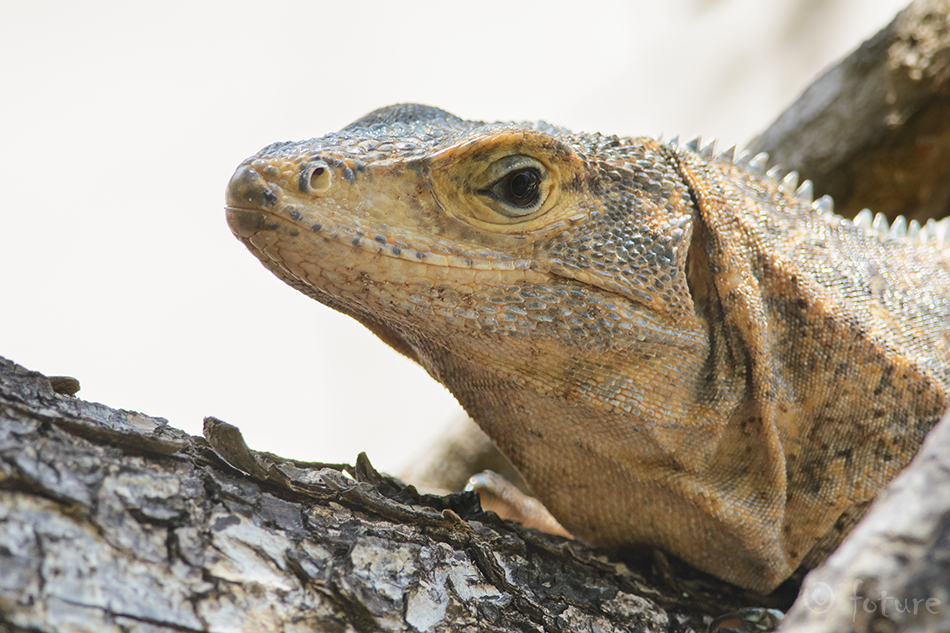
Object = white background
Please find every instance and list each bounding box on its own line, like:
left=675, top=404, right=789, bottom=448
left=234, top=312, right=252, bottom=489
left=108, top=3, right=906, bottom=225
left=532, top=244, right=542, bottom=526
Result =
left=1, top=0, right=909, bottom=474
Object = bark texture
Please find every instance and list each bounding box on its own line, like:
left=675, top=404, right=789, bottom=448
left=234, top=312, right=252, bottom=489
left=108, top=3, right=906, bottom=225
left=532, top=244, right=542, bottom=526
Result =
left=748, top=0, right=950, bottom=222
left=0, top=356, right=766, bottom=632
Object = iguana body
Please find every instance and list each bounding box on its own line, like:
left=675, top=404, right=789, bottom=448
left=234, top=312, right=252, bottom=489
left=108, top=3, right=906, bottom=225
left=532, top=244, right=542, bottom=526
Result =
left=225, top=104, right=950, bottom=592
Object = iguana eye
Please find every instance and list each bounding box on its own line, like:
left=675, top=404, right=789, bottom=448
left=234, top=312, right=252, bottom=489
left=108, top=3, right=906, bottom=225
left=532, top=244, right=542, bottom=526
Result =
left=479, top=156, right=548, bottom=217
left=493, top=168, right=541, bottom=208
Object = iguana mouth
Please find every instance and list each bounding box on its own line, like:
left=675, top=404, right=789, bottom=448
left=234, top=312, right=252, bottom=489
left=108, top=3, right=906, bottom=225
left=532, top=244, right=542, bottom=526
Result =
left=226, top=202, right=424, bottom=362
left=225, top=162, right=539, bottom=273
left=224, top=206, right=265, bottom=237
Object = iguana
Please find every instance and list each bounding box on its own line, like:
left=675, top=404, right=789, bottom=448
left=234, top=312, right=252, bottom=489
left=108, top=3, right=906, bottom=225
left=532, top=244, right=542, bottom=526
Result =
left=225, top=103, right=950, bottom=593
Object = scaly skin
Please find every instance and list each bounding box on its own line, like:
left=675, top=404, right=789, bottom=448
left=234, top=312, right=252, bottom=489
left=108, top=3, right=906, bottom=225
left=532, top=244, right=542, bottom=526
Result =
left=225, top=104, right=950, bottom=592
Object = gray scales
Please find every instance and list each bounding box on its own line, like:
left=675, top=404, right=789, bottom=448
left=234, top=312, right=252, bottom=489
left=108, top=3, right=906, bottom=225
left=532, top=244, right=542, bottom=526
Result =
left=225, top=103, right=950, bottom=593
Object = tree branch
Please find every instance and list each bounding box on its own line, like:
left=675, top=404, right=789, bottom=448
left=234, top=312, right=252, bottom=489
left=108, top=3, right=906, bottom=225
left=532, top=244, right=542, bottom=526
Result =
left=1, top=356, right=766, bottom=632
left=748, top=0, right=950, bottom=222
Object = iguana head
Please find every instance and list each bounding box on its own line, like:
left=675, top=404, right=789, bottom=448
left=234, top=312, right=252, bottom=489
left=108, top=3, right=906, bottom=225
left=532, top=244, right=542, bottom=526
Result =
left=224, top=104, right=774, bottom=589
left=226, top=104, right=698, bottom=359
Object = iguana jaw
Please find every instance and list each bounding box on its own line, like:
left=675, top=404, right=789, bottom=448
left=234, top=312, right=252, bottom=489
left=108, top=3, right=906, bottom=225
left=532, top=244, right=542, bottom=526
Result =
left=223, top=153, right=556, bottom=302
left=223, top=123, right=620, bottom=356
left=223, top=144, right=713, bottom=429
left=225, top=155, right=560, bottom=367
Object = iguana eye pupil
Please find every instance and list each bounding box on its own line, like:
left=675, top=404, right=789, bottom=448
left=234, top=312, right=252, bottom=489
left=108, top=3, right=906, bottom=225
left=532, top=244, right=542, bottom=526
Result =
left=501, top=169, right=540, bottom=207
left=477, top=156, right=549, bottom=219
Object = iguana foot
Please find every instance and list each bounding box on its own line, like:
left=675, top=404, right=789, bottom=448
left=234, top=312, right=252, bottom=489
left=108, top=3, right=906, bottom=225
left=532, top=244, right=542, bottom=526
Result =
left=466, top=471, right=571, bottom=538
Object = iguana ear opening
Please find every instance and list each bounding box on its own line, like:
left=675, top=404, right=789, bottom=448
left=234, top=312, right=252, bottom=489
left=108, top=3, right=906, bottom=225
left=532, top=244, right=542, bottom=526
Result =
left=684, top=213, right=718, bottom=325
left=681, top=197, right=751, bottom=387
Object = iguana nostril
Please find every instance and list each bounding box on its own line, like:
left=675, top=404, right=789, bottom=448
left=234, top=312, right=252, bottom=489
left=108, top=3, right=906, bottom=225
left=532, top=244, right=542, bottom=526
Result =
left=226, top=165, right=276, bottom=209
left=303, top=163, right=332, bottom=194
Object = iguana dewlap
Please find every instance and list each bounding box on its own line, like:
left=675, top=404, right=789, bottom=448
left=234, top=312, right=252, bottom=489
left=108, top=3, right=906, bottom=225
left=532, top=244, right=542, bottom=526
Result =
left=225, top=104, right=950, bottom=592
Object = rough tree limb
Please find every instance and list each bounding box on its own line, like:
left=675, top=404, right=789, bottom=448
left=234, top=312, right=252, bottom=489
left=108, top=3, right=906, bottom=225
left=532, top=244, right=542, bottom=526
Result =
left=0, top=355, right=767, bottom=632
left=748, top=0, right=950, bottom=222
